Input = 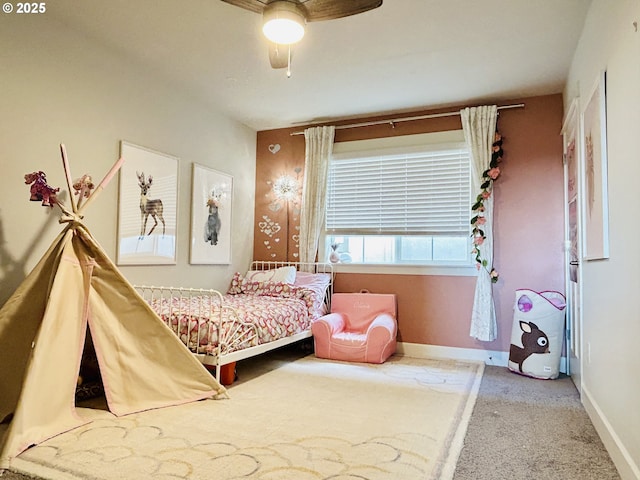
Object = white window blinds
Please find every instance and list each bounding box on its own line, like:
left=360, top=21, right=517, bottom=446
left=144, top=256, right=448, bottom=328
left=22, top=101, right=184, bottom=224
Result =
left=326, top=144, right=470, bottom=236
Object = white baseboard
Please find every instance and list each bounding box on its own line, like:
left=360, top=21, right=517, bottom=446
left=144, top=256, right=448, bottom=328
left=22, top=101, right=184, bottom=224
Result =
left=582, top=386, right=640, bottom=480
left=396, top=342, right=568, bottom=373
left=396, top=342, right=509, bottom=366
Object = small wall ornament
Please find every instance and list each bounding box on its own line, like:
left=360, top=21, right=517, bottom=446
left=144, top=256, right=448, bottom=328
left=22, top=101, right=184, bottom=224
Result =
left=258, top=215, right=281, bottom=237
left=268, top=143, right=281, bottom=154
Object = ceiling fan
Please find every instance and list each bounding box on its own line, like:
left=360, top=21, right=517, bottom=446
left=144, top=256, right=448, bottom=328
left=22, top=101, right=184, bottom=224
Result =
left=221, top=0, right=383, bottom=74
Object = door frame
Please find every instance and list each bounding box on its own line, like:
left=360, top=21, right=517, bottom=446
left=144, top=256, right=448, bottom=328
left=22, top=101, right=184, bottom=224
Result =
left=561, top=97, right=583, bottom=393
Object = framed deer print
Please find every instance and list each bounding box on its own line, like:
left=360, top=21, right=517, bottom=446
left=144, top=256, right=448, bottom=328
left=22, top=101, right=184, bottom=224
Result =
left=117, top=141, right=179, bottom=265
left=189, top=164, right=233, bottom=264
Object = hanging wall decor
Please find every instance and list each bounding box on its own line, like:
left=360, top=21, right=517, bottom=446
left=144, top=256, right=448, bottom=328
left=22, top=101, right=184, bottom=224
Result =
left=117, top=141, right=178, bottom=265
left=581, top=71, right=609, bottom=260
left=189, top=163, right=233, bottom=265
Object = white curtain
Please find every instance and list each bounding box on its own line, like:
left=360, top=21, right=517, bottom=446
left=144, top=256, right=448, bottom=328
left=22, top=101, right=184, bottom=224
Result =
left=461, top=106, right=498, bottom=341
left=299, top=126, right=335, bottom=265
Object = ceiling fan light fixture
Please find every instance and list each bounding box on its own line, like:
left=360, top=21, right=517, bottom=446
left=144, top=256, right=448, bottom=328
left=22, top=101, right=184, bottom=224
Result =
left=262, top=1, right=305, bottom=45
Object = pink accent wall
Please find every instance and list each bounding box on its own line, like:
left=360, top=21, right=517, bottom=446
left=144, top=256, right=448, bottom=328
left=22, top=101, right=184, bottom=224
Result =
left=255, top=94, right=565, bottom=354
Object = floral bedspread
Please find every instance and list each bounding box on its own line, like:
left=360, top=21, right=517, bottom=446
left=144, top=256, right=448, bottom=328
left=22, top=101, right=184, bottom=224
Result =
left=149, top=278, right=320, bottom=355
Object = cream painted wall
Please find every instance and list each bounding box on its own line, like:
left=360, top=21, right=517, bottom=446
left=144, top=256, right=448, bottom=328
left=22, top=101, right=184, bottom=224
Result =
left=564, top=1, right=640, bottom=478
left=0, top=15, right=256, bottom=305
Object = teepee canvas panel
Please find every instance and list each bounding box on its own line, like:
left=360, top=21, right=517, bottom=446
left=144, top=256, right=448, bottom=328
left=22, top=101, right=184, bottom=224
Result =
left=0, top=146, right=226, bottom=468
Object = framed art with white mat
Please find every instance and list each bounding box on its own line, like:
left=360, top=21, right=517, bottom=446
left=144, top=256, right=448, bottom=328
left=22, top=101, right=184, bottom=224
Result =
left=581, top=71, right=609, bottom=260
left=190, top=163, right=233, bottom=264
left=117, top=141, right=179, bottom=265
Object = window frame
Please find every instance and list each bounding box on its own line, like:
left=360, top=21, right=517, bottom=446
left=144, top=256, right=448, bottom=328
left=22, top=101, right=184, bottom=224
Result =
left=320, top=130, right=477, bottom=276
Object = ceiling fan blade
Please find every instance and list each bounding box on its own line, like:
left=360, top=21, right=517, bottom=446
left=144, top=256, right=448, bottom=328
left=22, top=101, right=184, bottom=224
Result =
left=268, top=42, right=290, bottom=69
left=221, top=0, right=383, bottom=21
left=222, top=0, right=382, bottom=73
left=220, top=0, right=267, bottom=15
left=301, top=0, right=382, bottom=22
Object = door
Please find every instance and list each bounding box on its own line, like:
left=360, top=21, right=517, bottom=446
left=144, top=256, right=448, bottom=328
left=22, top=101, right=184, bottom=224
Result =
left=562, top=98, right=582, bottom=392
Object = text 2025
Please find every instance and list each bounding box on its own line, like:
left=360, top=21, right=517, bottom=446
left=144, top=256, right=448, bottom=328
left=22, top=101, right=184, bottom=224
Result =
left=16, top=2, right=46, bottom=13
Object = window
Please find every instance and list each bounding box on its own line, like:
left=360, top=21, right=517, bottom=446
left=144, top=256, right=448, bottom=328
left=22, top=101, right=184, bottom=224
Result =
left=323, top=131, right=472, bottom=267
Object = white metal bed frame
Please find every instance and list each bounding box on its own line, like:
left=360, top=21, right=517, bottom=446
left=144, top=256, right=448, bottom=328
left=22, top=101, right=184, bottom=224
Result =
left=135, top=261, right=333, bottom=380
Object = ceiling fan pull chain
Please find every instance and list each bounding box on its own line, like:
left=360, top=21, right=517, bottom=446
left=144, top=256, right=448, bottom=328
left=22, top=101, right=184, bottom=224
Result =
left=287, top=45, right=292, bottom=78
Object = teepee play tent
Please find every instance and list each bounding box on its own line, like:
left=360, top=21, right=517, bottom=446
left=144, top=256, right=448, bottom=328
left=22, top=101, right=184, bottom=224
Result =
left=0, top=145, right=226, bottom=468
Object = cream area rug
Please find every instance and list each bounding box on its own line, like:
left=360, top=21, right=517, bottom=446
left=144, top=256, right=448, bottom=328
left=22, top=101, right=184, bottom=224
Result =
left=12, top=354, right=484, bottom=480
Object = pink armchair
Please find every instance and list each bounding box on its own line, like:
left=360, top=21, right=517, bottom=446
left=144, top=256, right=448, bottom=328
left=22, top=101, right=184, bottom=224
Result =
left=312, top=292, right=397, bottom=364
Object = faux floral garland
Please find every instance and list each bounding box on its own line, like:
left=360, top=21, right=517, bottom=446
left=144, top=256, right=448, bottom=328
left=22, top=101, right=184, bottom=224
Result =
left=471, top=131, right=503, bottom=283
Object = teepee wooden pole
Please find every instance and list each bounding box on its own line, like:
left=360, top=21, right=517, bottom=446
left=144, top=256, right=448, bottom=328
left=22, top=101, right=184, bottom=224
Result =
left=78, top=157, right=124, bottom=216
left=59, top=144, right=78, bottom=214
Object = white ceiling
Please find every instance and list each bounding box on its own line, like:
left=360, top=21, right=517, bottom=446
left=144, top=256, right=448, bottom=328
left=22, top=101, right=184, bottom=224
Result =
left=49, top=0, right=591, bottom=131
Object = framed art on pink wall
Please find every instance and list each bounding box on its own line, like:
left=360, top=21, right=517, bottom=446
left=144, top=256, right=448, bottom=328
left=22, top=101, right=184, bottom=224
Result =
left=581, top=71, right=609, bottom=261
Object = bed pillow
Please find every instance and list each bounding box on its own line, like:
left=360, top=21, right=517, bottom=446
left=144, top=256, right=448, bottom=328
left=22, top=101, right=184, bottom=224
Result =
left=294, top=272, right=332, bottom=315
left=227, top=271, right=245, bottom=294
left=245, top=266, right=296, bottom=284
left=226, top=272, right=322, bottom=319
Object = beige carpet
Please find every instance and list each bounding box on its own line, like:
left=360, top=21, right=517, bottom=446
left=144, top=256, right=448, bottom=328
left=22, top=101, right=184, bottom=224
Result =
left=11, top=355, right=483, bottom=480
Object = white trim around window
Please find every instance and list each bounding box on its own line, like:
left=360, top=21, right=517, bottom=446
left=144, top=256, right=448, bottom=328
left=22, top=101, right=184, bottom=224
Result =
left=319, top=130, right=477, bottom=276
